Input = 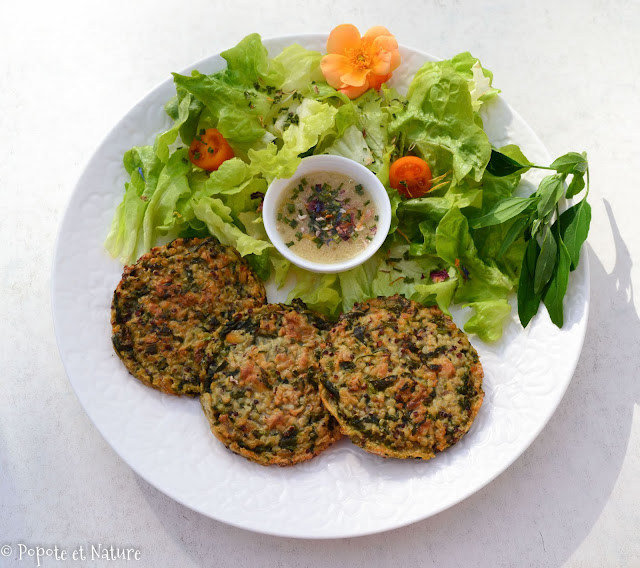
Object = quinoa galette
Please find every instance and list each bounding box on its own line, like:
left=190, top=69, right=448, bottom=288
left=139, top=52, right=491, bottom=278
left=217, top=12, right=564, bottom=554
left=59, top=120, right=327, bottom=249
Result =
left=201, top=302, right=341, bottom=466
left=318, top=295, right=484, bottom=460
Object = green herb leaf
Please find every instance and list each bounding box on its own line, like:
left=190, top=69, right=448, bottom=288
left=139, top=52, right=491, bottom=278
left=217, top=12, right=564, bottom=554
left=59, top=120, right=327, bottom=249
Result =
left=469, top=197, right=537, bottom=229
left=534, top=227, right=557, bottom=294
left=565, top=172, right=585, bottom=199
left=559, top=198, right=591, bottom=270
left=497, top=216, right=529, bottom=258
left=550, top=151, right=588, bottom=175
left=518, top=238, right=542, bottom=327
left=536, top=175, right=565, bottom=221
left=543, top=235, right=571, bottom=327
left=529, top=217, right=543, bottom=239
left=486, top=148, right=529, bottom=177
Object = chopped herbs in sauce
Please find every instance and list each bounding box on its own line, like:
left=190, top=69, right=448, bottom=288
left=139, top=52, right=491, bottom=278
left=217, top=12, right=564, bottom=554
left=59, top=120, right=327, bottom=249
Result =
left=276, top=171, right=378, bottom=264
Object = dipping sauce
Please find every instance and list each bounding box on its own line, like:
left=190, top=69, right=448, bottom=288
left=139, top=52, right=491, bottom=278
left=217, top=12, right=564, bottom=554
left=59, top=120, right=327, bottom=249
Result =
left=275, top=171, right=378, bottom=264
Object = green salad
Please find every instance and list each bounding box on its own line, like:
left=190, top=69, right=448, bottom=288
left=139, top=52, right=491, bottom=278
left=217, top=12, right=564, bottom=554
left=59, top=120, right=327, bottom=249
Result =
left=105, top=32, right=590, bottom=342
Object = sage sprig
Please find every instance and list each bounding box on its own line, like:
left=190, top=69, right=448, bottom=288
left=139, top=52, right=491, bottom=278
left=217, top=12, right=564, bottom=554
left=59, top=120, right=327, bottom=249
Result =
left=472, top=149, right=590, bottom=328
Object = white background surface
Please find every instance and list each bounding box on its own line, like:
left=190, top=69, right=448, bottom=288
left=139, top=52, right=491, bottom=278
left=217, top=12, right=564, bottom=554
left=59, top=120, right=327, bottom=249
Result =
left=1, top=0, right=638, bottom=566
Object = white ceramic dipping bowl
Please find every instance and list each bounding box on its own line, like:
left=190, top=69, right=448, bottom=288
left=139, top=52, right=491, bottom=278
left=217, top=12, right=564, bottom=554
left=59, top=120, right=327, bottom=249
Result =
left=263, top=155, right=391, bottom=274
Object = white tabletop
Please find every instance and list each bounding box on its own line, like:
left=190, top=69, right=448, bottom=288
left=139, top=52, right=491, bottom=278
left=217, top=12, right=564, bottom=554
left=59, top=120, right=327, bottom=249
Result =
left=2, top=1, right=639, bottom=566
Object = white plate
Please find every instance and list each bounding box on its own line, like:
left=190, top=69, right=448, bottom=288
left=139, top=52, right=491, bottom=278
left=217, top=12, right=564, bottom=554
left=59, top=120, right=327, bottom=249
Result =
left=52, top=35, right=589, bottom=538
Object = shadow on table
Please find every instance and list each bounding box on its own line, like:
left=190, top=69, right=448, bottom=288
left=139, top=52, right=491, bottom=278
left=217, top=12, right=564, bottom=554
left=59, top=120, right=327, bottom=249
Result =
left=136, top=199, right=638, bottom=568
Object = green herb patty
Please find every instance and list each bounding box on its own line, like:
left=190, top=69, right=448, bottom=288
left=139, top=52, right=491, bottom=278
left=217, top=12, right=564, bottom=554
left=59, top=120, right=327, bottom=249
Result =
left=318, top=295, right=484, bottom=459
left=111, top=237, right=266, bottom=396
left=201, top=302, right=341, bottom=466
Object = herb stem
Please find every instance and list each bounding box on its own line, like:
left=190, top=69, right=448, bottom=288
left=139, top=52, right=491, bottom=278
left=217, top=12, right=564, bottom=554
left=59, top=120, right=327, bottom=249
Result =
left=529, top=165, right=556, bottom=171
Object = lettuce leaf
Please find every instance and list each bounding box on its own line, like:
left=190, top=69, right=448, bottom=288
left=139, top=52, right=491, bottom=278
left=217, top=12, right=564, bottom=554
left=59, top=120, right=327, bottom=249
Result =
left=412, top=275, right=458, bottom=314
left=221, top=33, right=284, bottom=87
left=436, top=207, right=513, bottom=303
left=389, top=62, right=492, bottom=183
left=270, top=250, right=292, bottom=289
left=105, top=145, right=163, bottom=263
left=286, top=269, right=342, bottom=318
left=248, top=98, right=338, bottom=182
left=369, top=244, right=457, bottom=313
left=464, top=144, right=529, bottom=283
left=164, top=87, right=205, bottom=146
left=400, top=183, right=483, bottom=224
left=172, top=69, right=267, bottom=146
left=193, top=196, right=271, bottom=257
left=203, top=158, right=267, bottom=214
left=320, top=89, right=393, bottom=173
left=337, top=255, right=381, bottom=312
left=283, top=98, right=338, bottom=155
left=313, top=103, right=359, bottom=155
left=353, top=90, right=390, bottom=170
left=154, top=93, right=195, bottom=163
left=464, top=299, right=512, bottom=342
left=172, top=34, right=284, bottom=148
left=323, top=124, right=374, bottom=166
left=444, top=52, right=500, bottom=109
left=272, top=44, right=324, bottom=93
left=141, top=148, right=192, bottom=251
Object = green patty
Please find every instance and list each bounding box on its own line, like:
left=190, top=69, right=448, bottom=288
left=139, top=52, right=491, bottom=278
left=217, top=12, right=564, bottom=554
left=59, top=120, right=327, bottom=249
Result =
left=318, top=294, right=484, bottom=460
left=201, top=302, right=341, bottom=466
left=111, top=237, right=266, bottom=396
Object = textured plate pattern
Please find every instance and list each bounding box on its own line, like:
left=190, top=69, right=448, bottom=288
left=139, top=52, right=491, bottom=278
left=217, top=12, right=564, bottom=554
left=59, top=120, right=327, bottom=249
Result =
left=52, top=35, right=589, bottom=538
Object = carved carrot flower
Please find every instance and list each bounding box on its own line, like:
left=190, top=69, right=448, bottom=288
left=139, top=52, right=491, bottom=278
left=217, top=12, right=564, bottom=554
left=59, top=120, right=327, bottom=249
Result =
left=320, top=24, right=401, bottom=99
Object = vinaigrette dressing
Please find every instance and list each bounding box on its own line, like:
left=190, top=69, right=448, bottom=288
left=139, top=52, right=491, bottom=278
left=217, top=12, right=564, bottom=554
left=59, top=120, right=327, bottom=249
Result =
left=275, top=171, right=378, bottom=264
